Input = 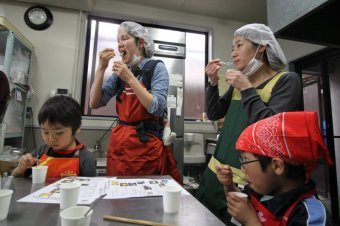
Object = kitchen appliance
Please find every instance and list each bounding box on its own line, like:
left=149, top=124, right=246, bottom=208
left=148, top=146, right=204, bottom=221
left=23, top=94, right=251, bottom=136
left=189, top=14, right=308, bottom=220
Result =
left=147, top=27, right=186, bottom=176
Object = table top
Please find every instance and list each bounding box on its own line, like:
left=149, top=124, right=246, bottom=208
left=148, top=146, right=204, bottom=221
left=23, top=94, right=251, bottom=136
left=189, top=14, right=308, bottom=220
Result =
left=1, top=177, right=225, bottom=226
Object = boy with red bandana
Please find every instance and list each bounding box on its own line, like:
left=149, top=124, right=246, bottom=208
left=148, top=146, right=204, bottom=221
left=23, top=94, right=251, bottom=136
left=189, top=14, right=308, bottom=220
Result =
left=12, top=96, right=97, bottom=178
left=216, top=112, right=333, bottom=226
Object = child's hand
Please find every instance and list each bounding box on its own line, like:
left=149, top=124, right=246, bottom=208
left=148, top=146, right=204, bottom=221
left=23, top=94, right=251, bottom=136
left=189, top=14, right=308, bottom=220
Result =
left=227, top=193, right=261, bottom=226
left=216, top=164, right=233, bottom=186
left=17, top=153, right=36, bottom=171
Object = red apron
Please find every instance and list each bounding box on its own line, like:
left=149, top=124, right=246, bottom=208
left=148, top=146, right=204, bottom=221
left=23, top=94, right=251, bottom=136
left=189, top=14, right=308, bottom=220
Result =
left=39, top=146, right=83, bottom=178
left=249, top=188, right=315, bottom=226
left=107, top=80, right=181, bottom=183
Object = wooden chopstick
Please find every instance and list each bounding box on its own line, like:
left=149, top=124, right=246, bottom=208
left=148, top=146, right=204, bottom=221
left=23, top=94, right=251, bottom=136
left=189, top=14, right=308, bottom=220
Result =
left=103, top=215, right=174, bottom=226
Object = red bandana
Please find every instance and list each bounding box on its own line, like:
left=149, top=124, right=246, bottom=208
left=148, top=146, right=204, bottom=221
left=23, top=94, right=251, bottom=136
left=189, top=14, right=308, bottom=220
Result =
left=236, top=112, right=333, bottom=179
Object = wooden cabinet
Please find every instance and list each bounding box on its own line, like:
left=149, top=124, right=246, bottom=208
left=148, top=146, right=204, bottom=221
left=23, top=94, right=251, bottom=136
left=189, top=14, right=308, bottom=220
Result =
left=0, top=16, right=33, bottom=150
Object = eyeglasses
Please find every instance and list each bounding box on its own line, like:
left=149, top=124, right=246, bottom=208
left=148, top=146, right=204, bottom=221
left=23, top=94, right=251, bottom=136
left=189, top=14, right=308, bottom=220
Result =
left=239, top=157, right=259, bottom=168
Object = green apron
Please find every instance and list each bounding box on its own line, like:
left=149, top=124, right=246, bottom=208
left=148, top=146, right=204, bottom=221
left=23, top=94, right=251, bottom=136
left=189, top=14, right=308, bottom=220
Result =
left=195, top=72, right=285, bottom=222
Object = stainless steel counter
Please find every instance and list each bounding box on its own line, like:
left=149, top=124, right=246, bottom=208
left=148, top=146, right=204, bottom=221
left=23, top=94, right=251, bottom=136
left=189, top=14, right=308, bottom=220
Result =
left=1, top=177, right=225, bottom=226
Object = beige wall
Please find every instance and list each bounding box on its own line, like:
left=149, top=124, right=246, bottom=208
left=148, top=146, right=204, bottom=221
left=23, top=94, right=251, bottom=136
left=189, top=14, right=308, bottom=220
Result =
left=1, top=1, right=82, bottom=119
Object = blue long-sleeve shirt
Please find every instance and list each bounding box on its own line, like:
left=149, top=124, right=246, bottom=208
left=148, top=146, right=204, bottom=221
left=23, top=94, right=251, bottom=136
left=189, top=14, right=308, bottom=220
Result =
left=100, top=58, right=169, bottom=116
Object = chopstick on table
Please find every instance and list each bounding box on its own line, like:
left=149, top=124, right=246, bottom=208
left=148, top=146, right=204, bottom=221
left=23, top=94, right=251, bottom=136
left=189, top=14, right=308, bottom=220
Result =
left=103, top=215, right=174, bottom=226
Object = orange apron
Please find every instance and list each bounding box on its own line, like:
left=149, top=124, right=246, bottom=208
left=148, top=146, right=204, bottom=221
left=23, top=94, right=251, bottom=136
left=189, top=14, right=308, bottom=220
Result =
left=38, top=145, right=83, bottom=178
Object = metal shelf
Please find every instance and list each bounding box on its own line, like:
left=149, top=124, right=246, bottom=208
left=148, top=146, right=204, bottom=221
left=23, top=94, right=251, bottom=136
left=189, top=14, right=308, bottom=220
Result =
left=0, top=16, right=33, bottom=149
left=10, top=82, right=30, bottom=92
left=0, top=16, right=33, bottom=50
left=5, top=132, right=23, bottom=139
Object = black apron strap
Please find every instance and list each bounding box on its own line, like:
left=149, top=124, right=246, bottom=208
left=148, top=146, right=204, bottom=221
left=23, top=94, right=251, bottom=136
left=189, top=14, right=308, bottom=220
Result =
left=135, top=121, right=150, bottom=142
left=119, top=120, right=149, bottom=142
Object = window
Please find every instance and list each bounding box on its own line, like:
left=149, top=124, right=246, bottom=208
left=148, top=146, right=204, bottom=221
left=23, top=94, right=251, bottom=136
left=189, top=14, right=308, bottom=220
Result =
left=184, top=32, right=207, bottom=120
left=81, top=16, right=208, bottom=120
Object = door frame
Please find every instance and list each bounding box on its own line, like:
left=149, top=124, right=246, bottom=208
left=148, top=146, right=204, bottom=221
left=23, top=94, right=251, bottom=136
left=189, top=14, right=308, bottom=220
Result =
left=291, top=47, right=340, bottom=223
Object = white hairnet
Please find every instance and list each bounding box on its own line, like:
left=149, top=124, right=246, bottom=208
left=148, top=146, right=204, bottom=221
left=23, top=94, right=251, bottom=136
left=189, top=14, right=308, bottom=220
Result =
left=119, top=21, right=154, bottom=58
left=234, top=23, right=287, bottom=70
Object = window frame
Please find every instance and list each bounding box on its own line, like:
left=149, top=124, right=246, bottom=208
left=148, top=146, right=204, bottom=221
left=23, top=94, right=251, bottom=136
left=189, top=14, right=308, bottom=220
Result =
left=80, top=15, right=209, bottom=120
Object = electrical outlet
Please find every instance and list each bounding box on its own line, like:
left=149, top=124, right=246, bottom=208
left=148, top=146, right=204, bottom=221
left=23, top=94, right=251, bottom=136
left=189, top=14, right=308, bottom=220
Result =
left=26, top=107, right=33, bottom=118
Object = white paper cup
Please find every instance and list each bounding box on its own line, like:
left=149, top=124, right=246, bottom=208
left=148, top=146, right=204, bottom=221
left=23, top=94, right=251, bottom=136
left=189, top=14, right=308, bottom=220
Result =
left=229, top=191, right=248, bottom=200
left=32, top=166, right=48, bottom=184
left=162, top=185, right=182, bottom=214
left=0, top=189, right=13, bottom=221
left=229, top=192, right=248, bottom=226
left=60, top=206, right=92, bottom=226
left=59, top=182, right=81, bottom=210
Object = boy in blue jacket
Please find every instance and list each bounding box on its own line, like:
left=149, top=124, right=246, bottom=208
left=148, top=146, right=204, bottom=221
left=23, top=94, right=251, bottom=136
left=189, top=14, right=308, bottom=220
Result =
left=217, top=112, right=333, bottom=226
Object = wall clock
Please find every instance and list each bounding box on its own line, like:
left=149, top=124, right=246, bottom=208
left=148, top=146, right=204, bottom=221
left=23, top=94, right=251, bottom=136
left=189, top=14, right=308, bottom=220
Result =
left=24, top=6, right=53, bottom=31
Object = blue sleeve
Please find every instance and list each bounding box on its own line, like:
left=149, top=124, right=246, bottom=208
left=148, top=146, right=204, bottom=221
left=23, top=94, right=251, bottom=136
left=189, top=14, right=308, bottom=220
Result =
left=99, top=73, right=119, bottom=107
left=288, top=196, right=334, bottom=226
left=148, top=62, right=169, bottom=116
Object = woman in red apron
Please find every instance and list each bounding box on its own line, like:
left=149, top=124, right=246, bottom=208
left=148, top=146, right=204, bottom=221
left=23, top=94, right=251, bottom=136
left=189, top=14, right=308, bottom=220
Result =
left=216, top=112, right=333, bottom=226
left=89, top=21, right=180, bottom=183
left=11, top=96, right=97, bottom=178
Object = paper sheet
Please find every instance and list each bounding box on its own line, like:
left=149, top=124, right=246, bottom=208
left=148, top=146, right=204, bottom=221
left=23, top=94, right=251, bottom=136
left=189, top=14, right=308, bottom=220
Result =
left=18, top=177, right=188, bottom=204
left=106, top=177, right=188, bottom=199
left=18, top=177, right=108, bottom=204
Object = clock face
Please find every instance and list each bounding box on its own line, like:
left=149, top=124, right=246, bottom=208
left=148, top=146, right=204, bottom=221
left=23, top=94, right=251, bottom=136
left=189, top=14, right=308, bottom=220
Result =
left=24, top=6, right=53, bottom=30
left=28, top=8, right=47, bottom=25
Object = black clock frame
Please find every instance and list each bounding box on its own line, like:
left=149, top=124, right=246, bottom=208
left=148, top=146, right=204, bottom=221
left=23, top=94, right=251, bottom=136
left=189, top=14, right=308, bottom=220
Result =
left=24, top=5, right=53, bottom=31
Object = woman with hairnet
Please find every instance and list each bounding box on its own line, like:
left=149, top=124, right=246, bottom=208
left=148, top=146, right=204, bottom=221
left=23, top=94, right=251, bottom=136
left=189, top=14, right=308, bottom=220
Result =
left=195, top=23, right=303, bottom=223
left=89, top=21, right=180, bottom=182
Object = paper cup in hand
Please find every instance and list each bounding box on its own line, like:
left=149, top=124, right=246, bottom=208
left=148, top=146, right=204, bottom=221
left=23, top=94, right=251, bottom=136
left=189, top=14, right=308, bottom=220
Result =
left=0, top=189, right=13, bottom=221
left=162, top=185, right=182, bottom=214
left=32, top=165, right=48, bottom=184
left=229, top=192, right=248, bottom=226
left=60, top=206, right=92, bottom=226
left=229, top=191, right=248, bottom=200
left=59, top=182, right=81, bottom=210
